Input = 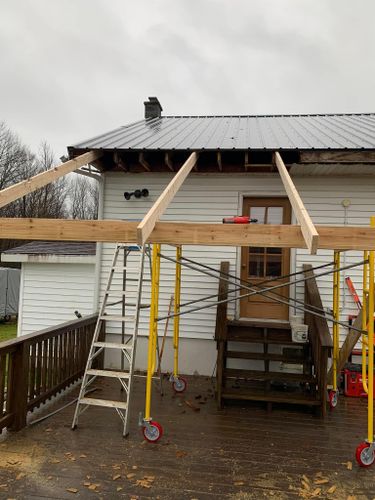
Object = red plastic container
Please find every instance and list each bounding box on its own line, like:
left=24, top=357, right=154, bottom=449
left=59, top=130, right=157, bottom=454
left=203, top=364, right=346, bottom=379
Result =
left=344, top=363, right=375, bottom=398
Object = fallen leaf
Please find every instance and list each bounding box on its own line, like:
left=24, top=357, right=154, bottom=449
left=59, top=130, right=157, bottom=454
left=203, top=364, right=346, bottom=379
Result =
left=184, top=400, right=200, bottom=412
left=112, top=474, right=121, bottom=481
left=346, top=461, right=353, bottom=470
left=117, top=487, right=123, bottom=492
left=16, top=473, right=25, bottom=480
left=311, top=488, right=321, bottom=496
left=47, top=476, right=53, bottom=481
left=314, top=478, right=329, bottom=485
left=234, top=481, right=245, bottom=486
left=45, top=428, right=53, bottom=432
left=79, top=454, right=87, bottom=458
left=66, top=488, right=78, bottom=494
left=132, top=466, right=138, bottom=469
left=88, top=484, right=97, bottom=491
left=83, top=482, right=91, bottom=487
left=176, top=450, right=187, bottom=458
left=301, top=479, right=310, bottom=490
left=347, top=496, right=357, bottom=500
left=302, top=475, right=310, bottom=483
left=127, top=473, right=136, bottom=479
left=327, top=485, right=337, bottom=494
left=6, top=460, right=20, bottom=466
left=49, top=459, right=61, bottom=464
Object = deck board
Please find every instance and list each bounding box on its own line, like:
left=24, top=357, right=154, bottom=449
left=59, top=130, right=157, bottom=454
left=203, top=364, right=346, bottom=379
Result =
left=0, top=375, right=373, bottom=499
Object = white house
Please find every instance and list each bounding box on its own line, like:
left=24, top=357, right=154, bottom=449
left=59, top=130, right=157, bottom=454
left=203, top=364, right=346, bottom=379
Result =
left=2, top=242, right=96, bottom=336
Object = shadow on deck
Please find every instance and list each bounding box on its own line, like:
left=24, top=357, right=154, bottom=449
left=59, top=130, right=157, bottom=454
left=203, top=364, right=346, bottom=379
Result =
left=0, top=376, right=373, bottom=499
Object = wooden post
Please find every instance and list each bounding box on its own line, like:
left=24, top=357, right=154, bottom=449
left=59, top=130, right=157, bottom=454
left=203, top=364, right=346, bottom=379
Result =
left=215, top=261, right=230, bottom=409
left=9, top=342, right=30, bottom=431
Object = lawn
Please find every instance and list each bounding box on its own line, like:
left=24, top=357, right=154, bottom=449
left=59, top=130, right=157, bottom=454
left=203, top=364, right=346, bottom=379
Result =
left=0, top=321, right=17, bottom=343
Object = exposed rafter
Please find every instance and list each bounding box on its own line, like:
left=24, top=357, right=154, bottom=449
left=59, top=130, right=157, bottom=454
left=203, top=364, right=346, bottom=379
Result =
left=139, top=152, right=151, bottom=172
left=0, top=151, right=101, bottom=210
left=164, top=152, right=174, bottom=172
left=274, top=152, right=319, bottom=254
left=136, top=152, right=198, bottom=245
left=1, top=218, right=375, bottom=250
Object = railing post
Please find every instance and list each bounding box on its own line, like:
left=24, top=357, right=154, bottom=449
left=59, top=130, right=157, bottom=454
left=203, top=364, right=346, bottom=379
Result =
left=9, top=341, right=30, bottom=431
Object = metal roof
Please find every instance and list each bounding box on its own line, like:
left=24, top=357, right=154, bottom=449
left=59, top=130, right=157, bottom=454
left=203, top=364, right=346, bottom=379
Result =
left=70, top=113, right=375, bottom=152
left=4, top=242, right=96, bottom=256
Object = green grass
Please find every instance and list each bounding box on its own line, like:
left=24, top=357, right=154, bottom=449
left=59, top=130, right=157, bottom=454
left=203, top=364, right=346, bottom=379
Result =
left=0, top=322, right=17, bottom=343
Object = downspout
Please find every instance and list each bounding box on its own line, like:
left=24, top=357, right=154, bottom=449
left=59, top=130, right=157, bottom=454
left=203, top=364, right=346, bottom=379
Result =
left=93, top=174, right=105, bottom=312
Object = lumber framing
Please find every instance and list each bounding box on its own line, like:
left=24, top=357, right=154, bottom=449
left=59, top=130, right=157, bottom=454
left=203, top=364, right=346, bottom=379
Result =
left=1, top=218, right=375, bottom=250
left=0, top=151, right=101, bottom=210
left=274, top=152, right=319, bottom=254
left=136, top=152, right=198, bottom=245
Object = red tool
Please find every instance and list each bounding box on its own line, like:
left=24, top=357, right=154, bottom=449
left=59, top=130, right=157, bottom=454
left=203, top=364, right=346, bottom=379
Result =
left=345, top=276, right=362, bottom=310
left=222, top=216, right=258, bottom=224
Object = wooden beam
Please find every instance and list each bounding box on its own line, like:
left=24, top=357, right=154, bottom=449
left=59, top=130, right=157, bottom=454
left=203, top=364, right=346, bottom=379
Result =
left=274, top=152, right=319, bottom=254
left=139, top=152, right=151, bottom=172
left=0, top=151, right=101, bottom=210
left=1, top=218, right=375, bottom=250
left=300, top=150, right=375, bottom=164
left=164, top=152, right=174, bottom=172
left=136, top=152, right=198, bottom=245
left=217, top=152, right=222, bottom=172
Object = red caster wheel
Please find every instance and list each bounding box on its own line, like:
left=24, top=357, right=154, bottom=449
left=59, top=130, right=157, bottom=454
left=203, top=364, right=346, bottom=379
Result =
left=142, top=421, right=163, bottom=443
left=328, top=390, right=338, bottom=409
left=356, top=442, right=375, bottom=467
left=172, top=377, right=187, bottom=393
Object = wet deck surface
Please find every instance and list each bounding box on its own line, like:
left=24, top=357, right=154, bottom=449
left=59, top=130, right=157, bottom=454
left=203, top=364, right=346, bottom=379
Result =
left=0, top=375, right=374, bottom=499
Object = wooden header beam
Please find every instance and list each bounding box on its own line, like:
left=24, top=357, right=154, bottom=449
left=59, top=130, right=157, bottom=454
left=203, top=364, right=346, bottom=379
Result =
left=274, top=152, right=319, bottom=254
left=1, top=218, right=375, bottom=251
left=136, top=152, right=198, bottom=245
left=0, top=151, right=102, bottom=210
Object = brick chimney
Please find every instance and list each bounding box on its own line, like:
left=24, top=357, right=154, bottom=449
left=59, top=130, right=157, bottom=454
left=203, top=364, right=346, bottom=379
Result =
left=144, top=97, right=163, bottom=119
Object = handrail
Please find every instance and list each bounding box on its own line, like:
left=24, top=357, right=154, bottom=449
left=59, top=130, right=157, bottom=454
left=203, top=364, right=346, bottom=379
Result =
left=0, top=314, right=102, bottom=432
left=303, top=264, right=332, bottom=415
left=303, top=265, right=332, bottom=348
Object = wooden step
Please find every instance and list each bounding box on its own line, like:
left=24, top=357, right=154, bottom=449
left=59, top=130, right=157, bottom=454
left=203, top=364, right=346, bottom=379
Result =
left=87, top=369, right=130, bottom=379
left=227, top=319, right=291, bottom=330
left=224, top=368, right=314, bottom=383
left=80, top=397, right=128, bottom=410
left=225, top=350, right=305, bottom=363
left=221, top=388, right=321, bottom=406
left=93, top=342, right=133, bottom=350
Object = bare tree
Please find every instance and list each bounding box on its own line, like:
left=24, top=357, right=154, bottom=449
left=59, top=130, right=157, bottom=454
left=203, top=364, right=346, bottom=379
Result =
left=69, top=175, right=99, bottom=220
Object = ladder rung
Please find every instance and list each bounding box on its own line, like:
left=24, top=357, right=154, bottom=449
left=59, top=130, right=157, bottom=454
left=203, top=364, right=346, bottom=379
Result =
left=126, top=277, right=151, bottom=282
left=111, top=266, right=128, bottom=271
left=87, top=369, right=130, bottom=379
left=93, top=342, right=133, bottom=350
left=80, top=397, right=128, bottom=410
left=100, top=315, right=135, bottom=321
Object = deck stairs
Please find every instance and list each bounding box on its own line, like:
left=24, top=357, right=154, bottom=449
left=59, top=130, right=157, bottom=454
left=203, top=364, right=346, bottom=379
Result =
left=217, top=319, right=321, bottom=410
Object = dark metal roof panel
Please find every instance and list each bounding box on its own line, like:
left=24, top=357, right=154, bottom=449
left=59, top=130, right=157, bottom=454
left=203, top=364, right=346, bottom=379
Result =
left=4, top=242, right=96, bottom=256
left=70, top=113, right=375, bottom=151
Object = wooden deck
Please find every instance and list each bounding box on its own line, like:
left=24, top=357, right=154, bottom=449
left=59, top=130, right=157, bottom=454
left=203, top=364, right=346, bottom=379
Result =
left=0, top=375, right=374, bottom=499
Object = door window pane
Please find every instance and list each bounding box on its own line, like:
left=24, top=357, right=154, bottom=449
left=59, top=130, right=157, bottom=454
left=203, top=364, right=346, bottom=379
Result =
left=249, top=254, right=264, bottom=277
left=267, top=206, right=283, bottom=224
left=250, top=206, right=266, bottom=224
left=266, top=255, right=282, bottom=277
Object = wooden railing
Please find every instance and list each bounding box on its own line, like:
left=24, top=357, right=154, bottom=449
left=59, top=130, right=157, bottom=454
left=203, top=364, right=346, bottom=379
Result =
left=215, top=261, right=230, bottom=407
left=0, top=314, right=102, bottom=432
left=303, top=264, right=333, bottom=415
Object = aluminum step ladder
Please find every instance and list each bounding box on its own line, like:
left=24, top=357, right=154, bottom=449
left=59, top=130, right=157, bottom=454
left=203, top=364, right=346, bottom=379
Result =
left=71, top=243, right=151, bottom=437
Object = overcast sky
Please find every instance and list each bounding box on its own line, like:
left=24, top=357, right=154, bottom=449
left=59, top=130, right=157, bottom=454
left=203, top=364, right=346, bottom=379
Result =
left=1, top=0, right=375, bottom=157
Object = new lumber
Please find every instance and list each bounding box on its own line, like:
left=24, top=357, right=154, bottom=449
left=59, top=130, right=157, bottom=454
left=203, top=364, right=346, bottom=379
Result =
left=274, top=152, right=319, bottom=254
left=0, top=151, right=101, bottom=209
left=1, top=218, right=375, bottom=250
left=136, top=152, right=198, bottom=245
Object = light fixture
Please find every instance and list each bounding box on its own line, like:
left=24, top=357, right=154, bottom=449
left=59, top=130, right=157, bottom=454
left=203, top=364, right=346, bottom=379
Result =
left=124, top=189, right=149, bottom=201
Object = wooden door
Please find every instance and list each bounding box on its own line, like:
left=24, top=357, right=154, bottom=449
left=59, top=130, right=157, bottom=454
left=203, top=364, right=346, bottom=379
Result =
left=240, top=197, right=291, bottom=320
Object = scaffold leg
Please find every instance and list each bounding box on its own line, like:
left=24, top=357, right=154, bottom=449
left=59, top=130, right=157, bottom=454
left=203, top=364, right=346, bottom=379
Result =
left=329, top=250, right=340, bottom=409
left=356, top=219, right=375, bottom=467
left=142, top=243, right=163, bottom=443
left=170, top=245, right=187, bottom=393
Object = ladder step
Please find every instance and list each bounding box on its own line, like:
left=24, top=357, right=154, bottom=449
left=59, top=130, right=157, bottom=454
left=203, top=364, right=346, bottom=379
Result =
left=93, top=342, right=133, bottom=350
left=111, top=266, right=128, bottom=271
left=87, top=369, right=130, bottom=379
left=100, top=315, right=135, bottom=321
left=80, top=397, right=128, bottom=410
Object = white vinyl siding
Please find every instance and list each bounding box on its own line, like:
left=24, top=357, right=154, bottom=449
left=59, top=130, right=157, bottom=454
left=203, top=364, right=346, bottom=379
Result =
left=101, top=172, right=375, bottom=345
left=18, top=263, right=95, bottom=336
